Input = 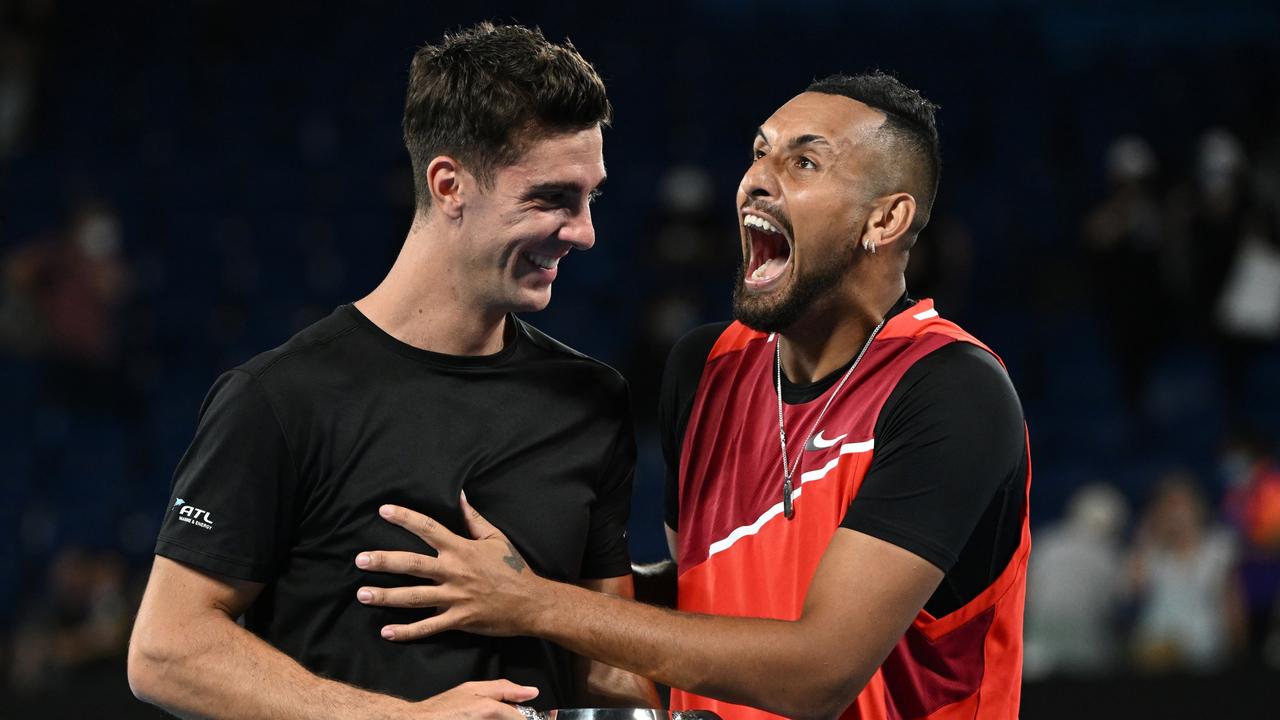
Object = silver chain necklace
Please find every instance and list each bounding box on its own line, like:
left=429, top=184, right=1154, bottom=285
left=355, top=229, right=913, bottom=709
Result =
left=775, top=319, right=886, bottom=519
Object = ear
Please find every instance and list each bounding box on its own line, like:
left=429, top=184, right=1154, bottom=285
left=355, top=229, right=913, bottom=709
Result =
left=861, top=192, right=917, bottom=253
left=425, top=156, right=468, bottom=220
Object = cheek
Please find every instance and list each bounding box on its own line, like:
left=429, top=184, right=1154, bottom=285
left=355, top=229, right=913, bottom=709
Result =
left=795, top=211, right=853, bottom=262
left=509, top=211, right=563, bottom=239
left=485, top=218, right=545, bottom=256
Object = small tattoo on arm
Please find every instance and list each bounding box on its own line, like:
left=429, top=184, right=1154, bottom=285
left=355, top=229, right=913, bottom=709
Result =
left=502, top=540, right=527, bottom=573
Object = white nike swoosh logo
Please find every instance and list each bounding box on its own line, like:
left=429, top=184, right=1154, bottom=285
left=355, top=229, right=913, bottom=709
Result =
left=808, top=431, right=848, bottom=451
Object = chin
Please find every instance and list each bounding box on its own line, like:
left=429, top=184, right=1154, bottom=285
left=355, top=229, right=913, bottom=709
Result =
left=732, top=277, right=811, bottom=334
left=509, top=288, right=553, bottom=313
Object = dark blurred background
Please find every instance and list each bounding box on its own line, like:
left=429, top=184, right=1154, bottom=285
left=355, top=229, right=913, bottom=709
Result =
left=2, top=0, right=1280, bottom=716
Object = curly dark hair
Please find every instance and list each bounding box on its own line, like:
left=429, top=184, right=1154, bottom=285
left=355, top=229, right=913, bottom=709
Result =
left=402, top=23, right=612, bottom=210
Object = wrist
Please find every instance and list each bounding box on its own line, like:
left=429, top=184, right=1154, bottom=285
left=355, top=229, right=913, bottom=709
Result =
left=524, top=574, right=570, bottom=639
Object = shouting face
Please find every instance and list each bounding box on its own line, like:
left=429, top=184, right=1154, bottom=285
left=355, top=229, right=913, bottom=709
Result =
left=732, top=92, right=889, bottom=332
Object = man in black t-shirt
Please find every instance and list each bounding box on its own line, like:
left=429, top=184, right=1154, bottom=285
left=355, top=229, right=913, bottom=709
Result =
left=127, top=24, right=656, bottom=719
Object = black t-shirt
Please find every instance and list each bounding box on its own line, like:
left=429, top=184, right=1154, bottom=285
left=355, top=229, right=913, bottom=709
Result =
left=156, top=305, right=634, bottom=708
left=661, top=298, right=1026, bottom=617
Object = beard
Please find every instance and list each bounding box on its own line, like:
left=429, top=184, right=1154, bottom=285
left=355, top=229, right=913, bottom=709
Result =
left=731, top=240, right=858, bottom=333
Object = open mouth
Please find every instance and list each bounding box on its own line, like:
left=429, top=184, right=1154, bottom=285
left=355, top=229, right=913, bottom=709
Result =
left=743, top=213, right=792, bottom=289
left=521, top=251, right=561, bottom=272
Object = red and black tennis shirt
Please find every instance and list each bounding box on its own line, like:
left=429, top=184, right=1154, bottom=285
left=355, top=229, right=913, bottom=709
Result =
left=662, top=296, right=1031, bottom=719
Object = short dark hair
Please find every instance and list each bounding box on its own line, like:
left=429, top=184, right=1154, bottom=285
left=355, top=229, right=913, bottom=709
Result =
left=806, top=71, right=940, bottom=239
left=403, top=23, right=612, bottom=210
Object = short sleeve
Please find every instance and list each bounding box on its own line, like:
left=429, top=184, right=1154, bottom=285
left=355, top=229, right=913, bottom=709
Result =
left=840, top=342, right=1025, bottom=573
left=580, top=382, right=637, bottom=579
left=155, top=369, right=300, bottom=582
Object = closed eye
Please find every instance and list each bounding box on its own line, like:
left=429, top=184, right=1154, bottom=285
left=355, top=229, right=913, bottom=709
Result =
left=527, top=190, right=576, bottom=209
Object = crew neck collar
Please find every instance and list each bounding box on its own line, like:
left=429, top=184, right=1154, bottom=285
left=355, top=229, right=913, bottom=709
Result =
left=341, top=304, right=522, bottom=368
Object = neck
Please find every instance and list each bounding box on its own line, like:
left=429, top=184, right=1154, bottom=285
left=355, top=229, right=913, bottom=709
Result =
left=354, top=215, right=509, bottom=356
left=778, top=273, right=904, bottom=384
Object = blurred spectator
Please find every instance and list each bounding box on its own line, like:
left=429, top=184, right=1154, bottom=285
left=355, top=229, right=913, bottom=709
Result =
left=0, top=201, right=131, bottom=365
left=0, top=0, right=54, bottom=162
left=1081, top=135, right=1167, bottom=416
left=1128, top=472, right=1246, bottom=672
left=1025, top=483, right=1130, bottom=677
left=1220, top=431, right=1280, bottom=666
left=1170, top=129, right=1280, bottom=424
left=8, top=546, right=131, bottom=693
left=0, top=30, right=37, bottom=160
left=0, top=200, right=136, bottom=411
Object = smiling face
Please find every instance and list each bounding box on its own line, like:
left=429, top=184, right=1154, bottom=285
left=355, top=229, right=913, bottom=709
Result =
left=732, top=92, right=890, bottom=333
left=456, top=125, right=606, bottom=313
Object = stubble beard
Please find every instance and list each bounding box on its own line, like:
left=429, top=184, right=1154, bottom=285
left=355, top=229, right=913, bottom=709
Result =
left=731, top=240, right=859, bottom=334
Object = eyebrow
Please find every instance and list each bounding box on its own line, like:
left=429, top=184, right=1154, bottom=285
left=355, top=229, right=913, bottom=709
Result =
left=524, top=176, right=607, bottom=198
left=788, top=134, right=830, bottom=150
left=754, top=128, right=831, bottom=150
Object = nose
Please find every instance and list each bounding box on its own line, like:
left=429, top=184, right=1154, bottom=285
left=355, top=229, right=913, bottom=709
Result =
left=739, top=156, right=780, bottom=202
left=560, top=202, right=596, bottom=251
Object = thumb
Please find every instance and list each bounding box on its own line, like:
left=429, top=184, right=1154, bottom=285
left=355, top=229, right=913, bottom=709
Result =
left=460, top=490, right=500, bottom=540
left=468, top=679, right=539, bottom=703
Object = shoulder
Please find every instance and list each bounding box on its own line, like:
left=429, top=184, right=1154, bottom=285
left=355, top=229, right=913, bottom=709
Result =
left=671, top=321, right=733, bottom=362
left=226, top=307, right=363, bottom=409
left=876, top=339, right=1024, bottom=457
left=514, top=317, right=629, bottom=395
left=894, top=341, right=1019, bottom=408
left=665, top=321, right=733, bottom=382
left=236, top=307, right=359, bottom=379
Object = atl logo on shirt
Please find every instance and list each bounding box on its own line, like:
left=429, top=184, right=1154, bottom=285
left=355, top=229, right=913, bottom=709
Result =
left=173, top=498, right=214, bottom=530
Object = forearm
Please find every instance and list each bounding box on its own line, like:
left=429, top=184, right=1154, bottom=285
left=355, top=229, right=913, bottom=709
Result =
left=129, top=608, right=410, bottom=720
left=529, top=581, right=855, bottom=719
left=572, top=574, right=662, bottom=708
left=576, top=656, right=663, bottom=709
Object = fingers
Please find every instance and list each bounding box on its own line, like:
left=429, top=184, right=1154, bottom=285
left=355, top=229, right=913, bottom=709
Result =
left=462, top=679, right=540, bottom=703
left=379, top=608, right=466, bottom=641
left=354, top=550, right=444, bottom=580
left=356, top=584, right=450, bottom=609
left=459, top=490, right=500, bottom=540
left=379, top=504, right=459, bottom=550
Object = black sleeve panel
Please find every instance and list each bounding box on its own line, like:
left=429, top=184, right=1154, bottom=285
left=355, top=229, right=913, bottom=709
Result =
left=841, top=342, right=1025, bottom=574
left=155, top=370, right=300, bottom=582
left=660, top=322, right=731, bottom=532
left=580, top=380, right=638, bottom=579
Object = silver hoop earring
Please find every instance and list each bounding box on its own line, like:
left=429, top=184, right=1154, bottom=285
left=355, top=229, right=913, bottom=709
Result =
left=863, top=238, right=877, bottom=254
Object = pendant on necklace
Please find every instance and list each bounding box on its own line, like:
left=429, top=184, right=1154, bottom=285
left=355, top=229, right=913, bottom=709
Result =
left=783, top=476, right=795, bottom=519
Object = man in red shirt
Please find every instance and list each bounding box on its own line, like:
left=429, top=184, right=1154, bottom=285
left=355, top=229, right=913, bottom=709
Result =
left=356, top=72, right=1030, bottom=720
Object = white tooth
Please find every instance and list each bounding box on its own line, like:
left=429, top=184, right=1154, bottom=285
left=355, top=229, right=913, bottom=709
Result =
left=745, top=215, right=781, bottom=234
left=526, top=252, right=559, bottom=270
left=752, top=265, right=767, bottom=280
